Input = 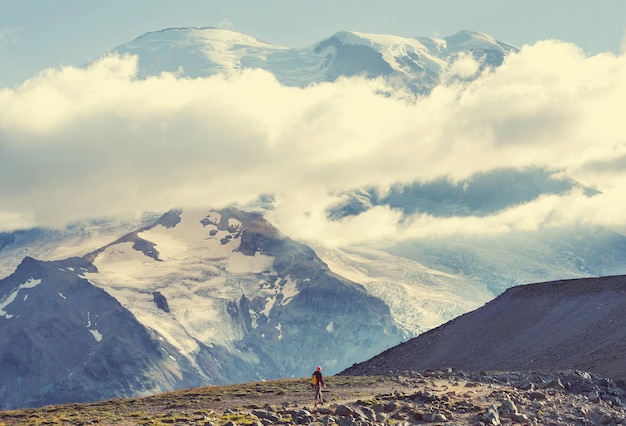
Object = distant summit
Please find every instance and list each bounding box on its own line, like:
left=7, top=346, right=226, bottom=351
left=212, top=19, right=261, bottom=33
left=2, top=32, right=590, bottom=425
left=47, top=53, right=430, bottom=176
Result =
left=110, top=27, right=518, bottom=95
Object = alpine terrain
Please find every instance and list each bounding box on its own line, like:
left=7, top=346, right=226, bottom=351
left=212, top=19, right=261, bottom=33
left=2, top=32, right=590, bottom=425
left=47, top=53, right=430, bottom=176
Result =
left=2, top=26, right=626, bottom=411
left=0, top=208, right=398, bottom=410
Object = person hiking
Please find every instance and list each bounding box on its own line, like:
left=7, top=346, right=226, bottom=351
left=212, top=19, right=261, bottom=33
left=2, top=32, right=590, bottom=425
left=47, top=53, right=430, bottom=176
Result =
left=311, top=366, right=325, bottom=406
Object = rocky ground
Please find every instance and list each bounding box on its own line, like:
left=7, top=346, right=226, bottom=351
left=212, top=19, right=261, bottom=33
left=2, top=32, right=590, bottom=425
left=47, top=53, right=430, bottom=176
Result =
left=1, top=369, right=625, bottom=425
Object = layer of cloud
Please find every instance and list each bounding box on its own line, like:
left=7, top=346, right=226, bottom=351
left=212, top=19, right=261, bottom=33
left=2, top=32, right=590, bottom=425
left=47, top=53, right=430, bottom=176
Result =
left=0, top=40, right=625, bottom=247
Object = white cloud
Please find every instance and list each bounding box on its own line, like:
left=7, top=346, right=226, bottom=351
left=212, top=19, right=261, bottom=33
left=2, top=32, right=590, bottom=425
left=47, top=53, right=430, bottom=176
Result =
left=447, top=52, right=481, bottom=79
left=0, top=27, right=19, bottom=47
left=218, top=19, right=234, bottom=30
left=0, top=40, right=625, bottom=248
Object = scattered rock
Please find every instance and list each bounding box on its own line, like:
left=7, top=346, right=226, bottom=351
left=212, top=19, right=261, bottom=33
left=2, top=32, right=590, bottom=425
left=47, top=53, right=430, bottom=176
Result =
left=2, top=369, right=626, bottom=425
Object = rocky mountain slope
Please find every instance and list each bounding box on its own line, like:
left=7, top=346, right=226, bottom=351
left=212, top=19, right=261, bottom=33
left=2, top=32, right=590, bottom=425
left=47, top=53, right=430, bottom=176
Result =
left=0, top=208, right=399, bottom=410
left=0, top=256, right=200, bottom=410
left=341, top=275, right=626, bottom=381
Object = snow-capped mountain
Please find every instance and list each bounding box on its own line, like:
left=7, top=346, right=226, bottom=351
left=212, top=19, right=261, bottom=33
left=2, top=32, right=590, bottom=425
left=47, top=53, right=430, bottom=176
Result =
left=111, top=27, right=517, bottom=95
left=0, top=208, right=399, bottom=409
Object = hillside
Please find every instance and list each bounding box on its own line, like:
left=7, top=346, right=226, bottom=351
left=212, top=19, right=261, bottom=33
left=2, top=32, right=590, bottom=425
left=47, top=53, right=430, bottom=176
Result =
left=341, top=275, right=626, bottom=381
left=0, top=370, right=624, bottom=425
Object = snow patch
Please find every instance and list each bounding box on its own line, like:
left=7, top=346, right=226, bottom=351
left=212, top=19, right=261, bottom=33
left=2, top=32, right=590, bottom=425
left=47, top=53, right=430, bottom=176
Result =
left=279, top=277, right=299, bottom=305
left=227, top=251, right=274, bottom=274
left=89, top=329, right=103, bottom=342
left=0, top=278, right=42, bottom=319
left=276, top=322, right=283, bottom=340
left=262, top=295, right=276, bottom=317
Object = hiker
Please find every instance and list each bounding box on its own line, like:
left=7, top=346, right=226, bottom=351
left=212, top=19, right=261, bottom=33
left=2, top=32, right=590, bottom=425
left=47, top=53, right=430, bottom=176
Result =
left=311, top=366, right=325, bottom=406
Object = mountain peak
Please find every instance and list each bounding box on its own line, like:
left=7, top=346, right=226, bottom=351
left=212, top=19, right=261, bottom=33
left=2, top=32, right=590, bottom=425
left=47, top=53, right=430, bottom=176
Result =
left=323, top=30, right=429, bottom=50
left=442, top=29, right=518, bottom=54
left=108, top=26, right=517, bottom=94
left=130, top=26, right=274, bottom=47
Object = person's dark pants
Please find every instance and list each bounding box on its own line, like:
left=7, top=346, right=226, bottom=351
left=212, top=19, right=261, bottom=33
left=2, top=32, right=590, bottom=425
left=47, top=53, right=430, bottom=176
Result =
left=314, top=384, right=323, bottom=405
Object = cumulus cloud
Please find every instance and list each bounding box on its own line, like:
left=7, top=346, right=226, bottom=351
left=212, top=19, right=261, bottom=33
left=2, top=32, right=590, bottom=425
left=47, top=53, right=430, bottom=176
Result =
left=0, top=40, right=625, bottom=248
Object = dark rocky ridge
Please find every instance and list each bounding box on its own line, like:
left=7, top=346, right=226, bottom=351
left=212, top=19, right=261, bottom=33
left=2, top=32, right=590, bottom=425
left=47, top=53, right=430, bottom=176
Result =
left=341, top=275, right=626, bottom=381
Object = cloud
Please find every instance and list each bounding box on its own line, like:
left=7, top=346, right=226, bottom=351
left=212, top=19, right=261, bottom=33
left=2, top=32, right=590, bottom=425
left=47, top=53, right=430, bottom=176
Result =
left=218, top=19, right=234, bottom=30
left=0, top=26, right=19, bottom=47
left=446, top=52, right=481, bottom=79
left=0, top=40, right=625, bottom=248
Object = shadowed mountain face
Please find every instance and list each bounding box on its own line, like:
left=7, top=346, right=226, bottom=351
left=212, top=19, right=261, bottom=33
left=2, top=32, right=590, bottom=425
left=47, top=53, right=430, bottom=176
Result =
left=340, top=275, right=626, bottom=381
left=0, top=257, right=201, bottom=410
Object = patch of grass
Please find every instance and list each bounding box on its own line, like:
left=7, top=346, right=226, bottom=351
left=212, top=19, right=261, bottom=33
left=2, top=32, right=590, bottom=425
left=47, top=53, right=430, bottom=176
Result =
left=218, top=412, right=261, bottom=425
left=0, top=375, right=397, bottom=425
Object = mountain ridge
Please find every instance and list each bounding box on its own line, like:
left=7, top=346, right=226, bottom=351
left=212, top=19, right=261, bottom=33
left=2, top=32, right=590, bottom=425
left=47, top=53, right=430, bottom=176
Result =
left=340, top=274, right=626, bottom=381
left=110, top=27, right=518, bottom=94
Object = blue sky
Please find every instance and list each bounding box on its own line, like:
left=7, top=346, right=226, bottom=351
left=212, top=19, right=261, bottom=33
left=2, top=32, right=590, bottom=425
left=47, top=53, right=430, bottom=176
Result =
left=1, top=0, right=625, bottom=87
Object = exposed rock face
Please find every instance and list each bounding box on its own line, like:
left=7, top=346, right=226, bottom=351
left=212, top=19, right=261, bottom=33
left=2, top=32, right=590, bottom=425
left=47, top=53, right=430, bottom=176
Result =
left=0, top=257, right=201, bottom=410
left=341, top=275, right=626, bottom=381
left=152, top=291, right=170, bottom=313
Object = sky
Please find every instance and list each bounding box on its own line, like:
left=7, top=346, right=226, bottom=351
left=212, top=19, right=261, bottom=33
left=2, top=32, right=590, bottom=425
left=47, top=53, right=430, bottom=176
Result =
left=1, top=1, right=626, bottom=246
